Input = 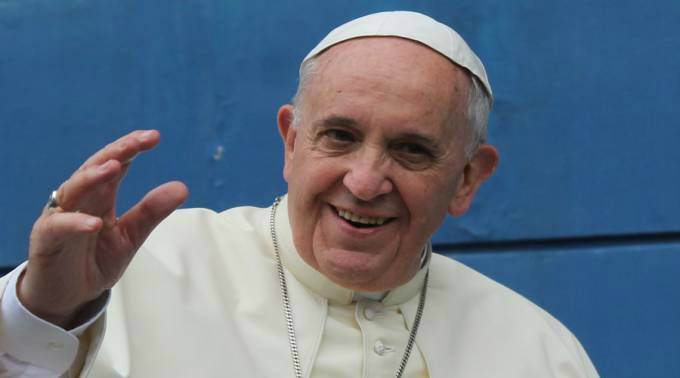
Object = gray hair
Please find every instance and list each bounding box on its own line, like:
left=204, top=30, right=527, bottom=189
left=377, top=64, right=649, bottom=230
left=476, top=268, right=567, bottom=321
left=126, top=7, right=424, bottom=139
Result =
left=464, top=74, right=492, bottom=159
left=292, top=57, right=492, bottom=160
left=291, top=58, right=320, bottom=131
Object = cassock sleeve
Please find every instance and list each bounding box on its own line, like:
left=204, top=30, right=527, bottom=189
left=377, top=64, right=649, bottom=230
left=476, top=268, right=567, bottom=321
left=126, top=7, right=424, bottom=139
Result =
left=0, top=263, right=108, bottom=378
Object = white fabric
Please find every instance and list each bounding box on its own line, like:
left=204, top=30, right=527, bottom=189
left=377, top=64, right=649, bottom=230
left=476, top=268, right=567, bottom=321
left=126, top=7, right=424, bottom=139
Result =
left=303, top=11, right=493, bottom=97
left=0, top=263, right=107, bottom=377
left=0, top=197, right=599, bottom=377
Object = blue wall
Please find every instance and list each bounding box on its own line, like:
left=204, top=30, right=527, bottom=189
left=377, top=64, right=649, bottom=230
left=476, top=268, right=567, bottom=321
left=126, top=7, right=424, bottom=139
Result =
left=1, top=1, right=678, bottom=377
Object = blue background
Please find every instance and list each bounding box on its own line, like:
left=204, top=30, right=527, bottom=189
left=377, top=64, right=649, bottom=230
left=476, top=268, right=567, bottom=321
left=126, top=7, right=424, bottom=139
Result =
left=1, top=1, right=678, bottom=377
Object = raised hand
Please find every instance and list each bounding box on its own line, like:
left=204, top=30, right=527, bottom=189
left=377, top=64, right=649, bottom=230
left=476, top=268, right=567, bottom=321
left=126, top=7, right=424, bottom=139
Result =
left=17, top=130, right=189, bottom=328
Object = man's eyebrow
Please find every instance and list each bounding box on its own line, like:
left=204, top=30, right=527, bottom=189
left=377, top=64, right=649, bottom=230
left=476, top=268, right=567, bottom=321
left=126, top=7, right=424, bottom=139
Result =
left=313, top=115, right=441, bottom=148
left=394, top=132, right=440, bottom=149
left=316, top=115, right=360, bottom=128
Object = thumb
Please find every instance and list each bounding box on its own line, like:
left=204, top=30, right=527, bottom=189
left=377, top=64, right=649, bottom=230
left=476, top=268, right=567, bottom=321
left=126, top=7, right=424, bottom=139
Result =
left=117, top=181, right=189, bottom=249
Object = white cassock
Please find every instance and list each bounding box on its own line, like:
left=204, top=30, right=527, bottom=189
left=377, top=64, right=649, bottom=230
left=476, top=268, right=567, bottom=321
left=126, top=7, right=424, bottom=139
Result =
left=0, top=196, right=599, bottom=378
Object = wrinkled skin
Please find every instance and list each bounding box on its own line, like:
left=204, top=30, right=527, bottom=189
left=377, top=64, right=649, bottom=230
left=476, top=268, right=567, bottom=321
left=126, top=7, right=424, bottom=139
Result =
left=278, top=38, right=498, bottom=292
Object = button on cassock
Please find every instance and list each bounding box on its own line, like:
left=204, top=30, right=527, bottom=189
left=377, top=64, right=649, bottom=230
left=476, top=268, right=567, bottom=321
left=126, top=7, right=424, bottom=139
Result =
left=373, top=340, right=394, bottom=356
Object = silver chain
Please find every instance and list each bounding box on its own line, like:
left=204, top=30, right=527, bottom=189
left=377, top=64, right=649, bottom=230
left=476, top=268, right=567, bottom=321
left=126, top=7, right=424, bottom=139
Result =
left=269, top=196, right=429, bottom=378
left=270, top=196, right=304, bottom=378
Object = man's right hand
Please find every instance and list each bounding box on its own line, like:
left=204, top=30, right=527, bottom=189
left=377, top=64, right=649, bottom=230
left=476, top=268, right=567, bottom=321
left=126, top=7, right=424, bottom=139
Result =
left=16, top=130, right=189, bottom=328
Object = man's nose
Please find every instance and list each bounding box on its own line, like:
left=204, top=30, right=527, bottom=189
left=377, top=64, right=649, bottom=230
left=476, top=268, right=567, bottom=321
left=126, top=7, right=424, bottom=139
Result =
left=342, top=154, right=393, bottom=201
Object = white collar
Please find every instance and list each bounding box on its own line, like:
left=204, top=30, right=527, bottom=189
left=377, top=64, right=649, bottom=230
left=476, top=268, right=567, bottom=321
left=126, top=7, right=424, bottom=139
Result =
left=274, top=195, right=430, bottom=305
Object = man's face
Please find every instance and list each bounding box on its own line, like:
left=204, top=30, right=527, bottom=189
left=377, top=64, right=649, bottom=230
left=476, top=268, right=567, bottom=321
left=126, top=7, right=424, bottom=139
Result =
left=278, top=37, right=496, bottom=291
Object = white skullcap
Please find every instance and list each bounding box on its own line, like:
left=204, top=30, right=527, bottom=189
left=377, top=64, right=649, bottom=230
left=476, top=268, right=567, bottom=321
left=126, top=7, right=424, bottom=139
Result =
left=302, top=11, right=492, bottom=98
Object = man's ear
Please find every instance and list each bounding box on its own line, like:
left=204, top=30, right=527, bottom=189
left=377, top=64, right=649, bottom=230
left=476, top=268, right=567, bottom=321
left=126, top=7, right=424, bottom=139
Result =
left=448, top=144, right=499, bottom=217
left=277, top=104, right=297, bottom=183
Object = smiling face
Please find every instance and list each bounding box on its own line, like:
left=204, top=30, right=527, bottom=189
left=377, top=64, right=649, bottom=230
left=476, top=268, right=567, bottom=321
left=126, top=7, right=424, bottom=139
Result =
left=278, top=37, right=498, bottom=291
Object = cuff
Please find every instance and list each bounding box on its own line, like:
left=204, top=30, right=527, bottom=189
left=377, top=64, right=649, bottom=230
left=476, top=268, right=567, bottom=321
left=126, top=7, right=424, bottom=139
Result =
left=0, top=263, right=109, bottom=374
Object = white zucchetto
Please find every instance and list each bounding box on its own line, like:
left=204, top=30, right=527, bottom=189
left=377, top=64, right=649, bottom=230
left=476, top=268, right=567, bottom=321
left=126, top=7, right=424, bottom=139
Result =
left=302, top=11, right=492, bottom=97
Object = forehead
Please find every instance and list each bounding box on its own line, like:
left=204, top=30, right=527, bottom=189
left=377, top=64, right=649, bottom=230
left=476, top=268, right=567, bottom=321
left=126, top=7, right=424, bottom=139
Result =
left=304, top=37, right=471, bottom=132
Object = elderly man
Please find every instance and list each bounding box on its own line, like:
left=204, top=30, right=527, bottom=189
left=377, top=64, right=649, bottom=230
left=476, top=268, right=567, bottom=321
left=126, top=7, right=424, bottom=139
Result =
left=0, top=11, right=598, bottom=378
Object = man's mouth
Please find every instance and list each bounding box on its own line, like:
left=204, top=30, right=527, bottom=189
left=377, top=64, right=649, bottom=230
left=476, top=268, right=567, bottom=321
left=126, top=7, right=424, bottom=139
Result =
left=333, top=206, right=392, bottom=228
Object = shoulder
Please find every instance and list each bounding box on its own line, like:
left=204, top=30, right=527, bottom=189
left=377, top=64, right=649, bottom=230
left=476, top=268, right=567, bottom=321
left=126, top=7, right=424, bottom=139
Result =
left=424, top=253, right=598, bottom=377
left=131, top=205, right=273, bottom=276
left=152, top=205, right=266, bottom=232
left=144, top=205, right=268, bottom=248
left=428, top=252, right=572, bottom=334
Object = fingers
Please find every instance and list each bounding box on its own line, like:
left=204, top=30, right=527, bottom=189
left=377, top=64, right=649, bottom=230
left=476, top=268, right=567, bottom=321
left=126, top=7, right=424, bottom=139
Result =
left=79, top=130, right=160, bottom=172
left=30, top=212, right=103, bottom=257
left=54, top=129, right=161, bottom=222
left=57, top=159, right=123, bottom=218
left=118, top=181, right=189, bottom=249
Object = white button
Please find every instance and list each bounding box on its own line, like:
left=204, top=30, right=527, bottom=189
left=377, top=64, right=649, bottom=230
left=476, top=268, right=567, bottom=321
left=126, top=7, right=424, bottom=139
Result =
left=364, top=307, right=377, bottom=320
left=373, top=340, right=394, bottom=356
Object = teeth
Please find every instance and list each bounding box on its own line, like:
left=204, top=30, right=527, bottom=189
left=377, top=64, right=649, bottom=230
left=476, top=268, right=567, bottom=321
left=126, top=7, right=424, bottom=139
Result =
left=337, top=208, right=387, bottom=226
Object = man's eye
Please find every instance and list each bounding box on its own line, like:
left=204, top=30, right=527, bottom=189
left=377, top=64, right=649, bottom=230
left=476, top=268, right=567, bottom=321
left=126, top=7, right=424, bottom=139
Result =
left=394, top=142, right=432, bottom=157
left=323, top=129, right=355, bottom=143
left=392, top=142, right=434, bottom=167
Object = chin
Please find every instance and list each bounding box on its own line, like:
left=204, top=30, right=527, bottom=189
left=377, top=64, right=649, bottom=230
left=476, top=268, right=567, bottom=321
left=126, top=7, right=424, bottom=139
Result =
left=320, top=255, right=399, bottom=291
left=320, top=257, right=381, bottom=288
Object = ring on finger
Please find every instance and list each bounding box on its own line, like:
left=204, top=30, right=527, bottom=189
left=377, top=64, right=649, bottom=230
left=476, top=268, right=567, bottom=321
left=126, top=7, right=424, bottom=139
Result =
left=46, top=190, right=61, bottom=210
